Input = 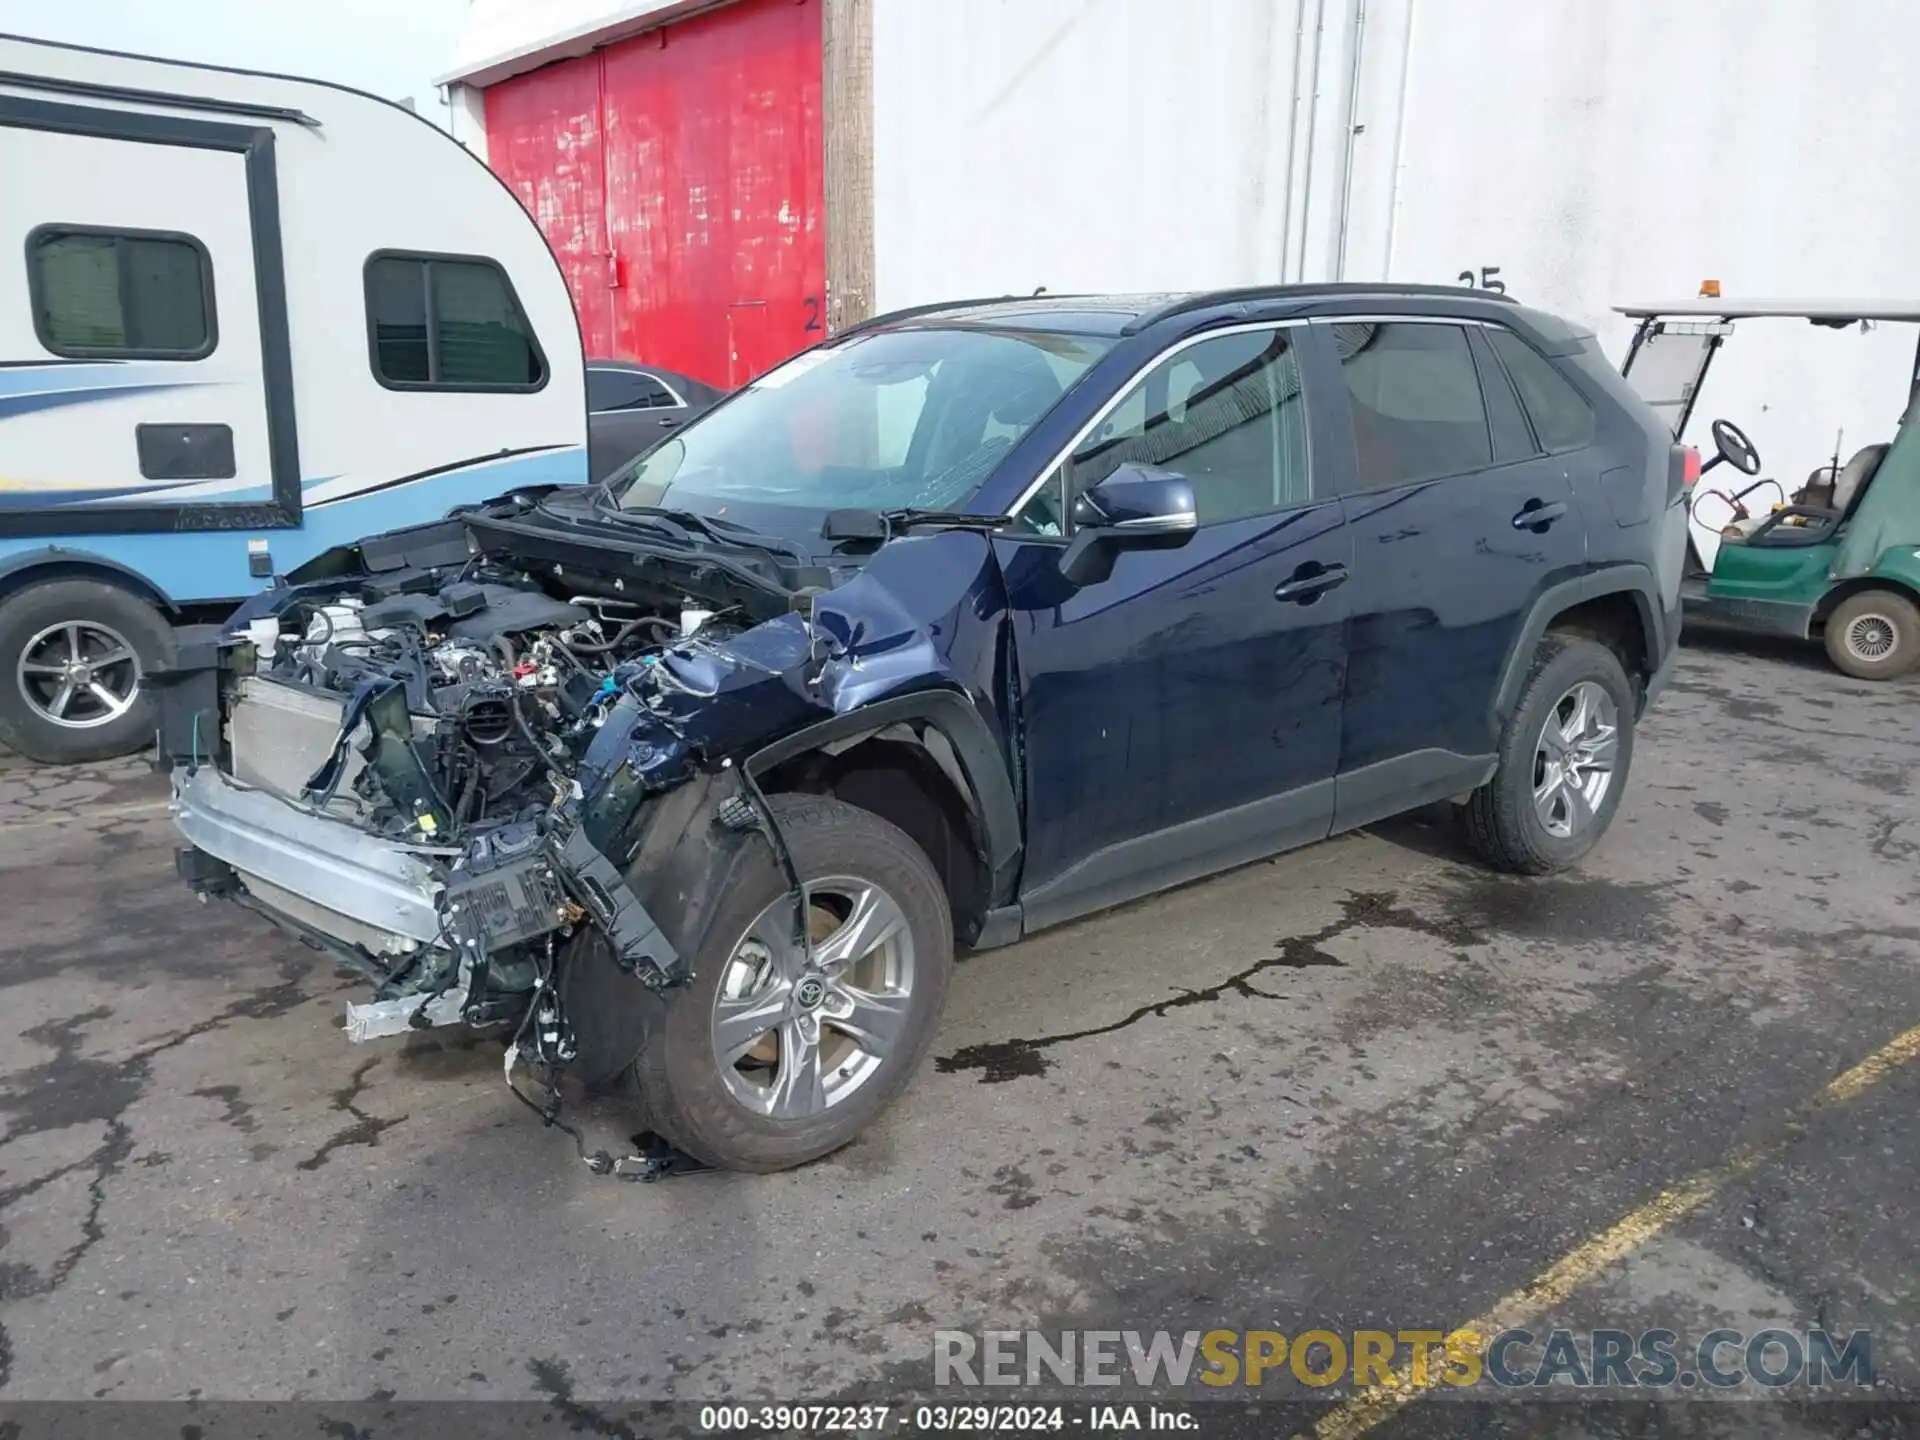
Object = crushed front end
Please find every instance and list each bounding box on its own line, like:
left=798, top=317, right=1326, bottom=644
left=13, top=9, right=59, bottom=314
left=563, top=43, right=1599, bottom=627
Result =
left=150, top=503, right=833, bottom=1077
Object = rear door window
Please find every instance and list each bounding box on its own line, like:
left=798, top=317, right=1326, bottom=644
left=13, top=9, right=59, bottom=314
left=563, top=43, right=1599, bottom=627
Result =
left=1470, top=327, right=1541, bottom=464
left=1488, top=328, right=1596, bottom=451
left=589, top=368, right=679, bottom=411
left=1329, top=322, right=1491, bottom=490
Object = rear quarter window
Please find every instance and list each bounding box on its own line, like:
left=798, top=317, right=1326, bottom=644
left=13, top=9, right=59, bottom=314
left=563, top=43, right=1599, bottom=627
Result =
left=1488, top=328, right=1595, bottom=451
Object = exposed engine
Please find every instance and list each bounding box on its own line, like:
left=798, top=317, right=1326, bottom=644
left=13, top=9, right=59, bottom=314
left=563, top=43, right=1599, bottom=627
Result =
left=172, top=560, right=773, bottom=1058
left=240, top=568, right=738, bottom=846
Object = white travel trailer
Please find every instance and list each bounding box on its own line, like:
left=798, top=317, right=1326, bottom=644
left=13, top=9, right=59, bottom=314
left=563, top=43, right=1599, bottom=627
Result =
left=0, top=33, right=586, bottom=764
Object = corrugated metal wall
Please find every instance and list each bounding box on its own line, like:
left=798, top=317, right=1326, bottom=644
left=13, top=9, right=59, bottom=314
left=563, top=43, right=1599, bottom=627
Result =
left=482, top=0, right=824, bottom=387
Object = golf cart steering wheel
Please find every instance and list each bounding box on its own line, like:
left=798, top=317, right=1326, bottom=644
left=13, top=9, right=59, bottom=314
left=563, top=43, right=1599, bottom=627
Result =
left=1707, top=418, right=1762, bottom=476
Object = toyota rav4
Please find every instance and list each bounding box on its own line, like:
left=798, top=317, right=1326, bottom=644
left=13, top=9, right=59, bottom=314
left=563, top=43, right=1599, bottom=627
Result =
left=156, top=285, right=1687, bottom=1172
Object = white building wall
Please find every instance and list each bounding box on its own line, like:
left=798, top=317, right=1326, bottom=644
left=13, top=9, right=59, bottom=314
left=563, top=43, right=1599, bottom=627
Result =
left=872, top=0, right=1323, bottom=306
left=875, top=0, right=1920, bottom=518
left=1373, top=0, right=1920, bottom=549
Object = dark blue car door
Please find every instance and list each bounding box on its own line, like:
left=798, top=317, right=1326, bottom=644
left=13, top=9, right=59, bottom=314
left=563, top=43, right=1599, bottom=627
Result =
left=992, top=323, right=1353, bottom=931
left=1307, top=317, right=1589, bottom=831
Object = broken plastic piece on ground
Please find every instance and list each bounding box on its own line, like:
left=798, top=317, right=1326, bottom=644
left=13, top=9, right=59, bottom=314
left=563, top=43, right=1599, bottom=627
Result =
left=614, top=1131, right=713, bottom=1183
left=344, top=964, right=471, bottom=1041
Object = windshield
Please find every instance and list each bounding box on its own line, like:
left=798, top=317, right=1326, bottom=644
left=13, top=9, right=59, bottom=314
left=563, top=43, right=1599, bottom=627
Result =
left=1620, top=320, right=1728, bottom=436
left=607, top=325, right=1112, bottom=523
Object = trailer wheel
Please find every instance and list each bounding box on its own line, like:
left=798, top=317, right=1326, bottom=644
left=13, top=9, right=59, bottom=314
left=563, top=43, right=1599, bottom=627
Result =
left=0, top=579, right=173, bottom=764
left=1822, top=589, right=1919, bottom=681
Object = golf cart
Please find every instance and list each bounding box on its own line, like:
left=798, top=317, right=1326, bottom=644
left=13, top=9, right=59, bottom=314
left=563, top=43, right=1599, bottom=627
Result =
left=1616, top=296, right=1920, bottom=680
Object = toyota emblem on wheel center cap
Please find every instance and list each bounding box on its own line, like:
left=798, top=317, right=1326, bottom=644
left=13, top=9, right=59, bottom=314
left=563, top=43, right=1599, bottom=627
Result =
left=794, top=976, right=827, bottom=1010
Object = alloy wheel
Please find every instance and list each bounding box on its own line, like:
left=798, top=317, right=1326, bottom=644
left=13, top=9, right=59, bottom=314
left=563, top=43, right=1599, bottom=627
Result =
left=16, top=621, right=142, bottom=730
left=710, top=876, right=917, bottom=1119
left=1532, top=680, right=1619, bottom=840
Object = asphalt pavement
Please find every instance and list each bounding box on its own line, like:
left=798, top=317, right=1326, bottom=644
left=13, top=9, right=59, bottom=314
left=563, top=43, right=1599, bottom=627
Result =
left=0, top=628, right=1914, bottom=1438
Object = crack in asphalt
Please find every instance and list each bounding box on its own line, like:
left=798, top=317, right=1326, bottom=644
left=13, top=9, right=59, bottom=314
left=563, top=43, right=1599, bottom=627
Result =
left=0, top=973, right=312, bottom=1325
left=936, top=890, right=1478, bottom=1083
left=295, top=1057, right=407, bottom=1172
left=527, top=1356, right=641, bottom=1439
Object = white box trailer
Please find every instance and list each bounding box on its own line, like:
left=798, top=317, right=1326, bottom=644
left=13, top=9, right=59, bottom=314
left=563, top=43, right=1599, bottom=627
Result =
left=0, top=33, right=587, bottom=764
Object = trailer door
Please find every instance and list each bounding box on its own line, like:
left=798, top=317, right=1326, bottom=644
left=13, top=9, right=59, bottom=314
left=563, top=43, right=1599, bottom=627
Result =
left=0, top=98, right=297, bottom=537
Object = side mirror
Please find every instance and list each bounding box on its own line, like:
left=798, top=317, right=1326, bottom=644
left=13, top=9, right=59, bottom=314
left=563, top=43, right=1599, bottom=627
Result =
left=1059, top=463, right=1198, bottom=587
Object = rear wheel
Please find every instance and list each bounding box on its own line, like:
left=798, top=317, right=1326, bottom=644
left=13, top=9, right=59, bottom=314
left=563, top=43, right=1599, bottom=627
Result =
left=0, top=579, right=173, bottom=764
left=1460, top=636, right=1636, bottom=875
left=627, top=795, right=953, bottom=1172
left=1822, top=589, right=1919, bottom=681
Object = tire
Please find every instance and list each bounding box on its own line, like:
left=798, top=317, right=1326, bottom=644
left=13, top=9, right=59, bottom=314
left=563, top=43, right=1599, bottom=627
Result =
left=1822, top=589, right=1920, bottom=681
left=626, top=794, right=953, bottom=1173
left=1459, top=635, right=1637, bottom=876
left=0, top=579, right=173, bottom=764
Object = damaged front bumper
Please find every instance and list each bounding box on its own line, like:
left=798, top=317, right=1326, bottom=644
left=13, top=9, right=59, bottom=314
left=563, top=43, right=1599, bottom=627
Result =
left=170, top=763, right=684, bottom=1045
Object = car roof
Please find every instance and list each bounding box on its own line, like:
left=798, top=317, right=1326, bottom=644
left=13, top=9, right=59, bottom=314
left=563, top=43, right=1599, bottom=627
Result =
left=1615, top=298, right=1920, bottom=322
left=854, top=284, right=1518, bottom=336
left=850, top=284, right=1591, bottom=355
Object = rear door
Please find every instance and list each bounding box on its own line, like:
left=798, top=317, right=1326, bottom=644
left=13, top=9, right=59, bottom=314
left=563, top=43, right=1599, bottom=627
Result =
left=1313, top=317, right=1588, bottom=830
left=586, top=365, right=689, bottom=480
left=0, top=118, right=276, bottom=519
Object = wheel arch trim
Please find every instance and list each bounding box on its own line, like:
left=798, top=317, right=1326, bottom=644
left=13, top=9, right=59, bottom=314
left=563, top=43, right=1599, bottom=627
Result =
left=0, top=547, right=179, bottom=612
left=743, top=689, right=1022, bottom=913
left=1492, top=566, right=1664, bottom=729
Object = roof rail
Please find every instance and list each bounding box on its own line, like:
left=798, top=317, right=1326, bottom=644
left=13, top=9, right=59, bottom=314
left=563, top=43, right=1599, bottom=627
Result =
left=1124, top=282, right=1518, bottom=333
left=833, top=295, right=1029, bottom=338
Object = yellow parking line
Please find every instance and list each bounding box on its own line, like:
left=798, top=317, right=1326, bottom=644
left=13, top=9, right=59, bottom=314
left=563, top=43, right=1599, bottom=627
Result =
left=1305, top=1021, right=1920, bottom=1440
left=0, top=798, right=169, bottom=833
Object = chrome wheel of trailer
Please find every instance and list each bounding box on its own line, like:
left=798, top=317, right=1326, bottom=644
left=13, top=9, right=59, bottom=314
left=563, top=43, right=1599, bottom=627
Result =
left=16, top=620, right=143, bottom=730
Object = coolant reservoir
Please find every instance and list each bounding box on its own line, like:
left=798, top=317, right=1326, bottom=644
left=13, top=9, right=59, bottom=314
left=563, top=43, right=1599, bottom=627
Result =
left=679, top=605, right=713, bottom=637
left=245, top=617, right=282, bottom=662
left=306, top=602, right=369, bottom=647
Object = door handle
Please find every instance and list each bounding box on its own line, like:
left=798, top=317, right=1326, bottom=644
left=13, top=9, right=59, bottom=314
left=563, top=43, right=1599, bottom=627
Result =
left=1512, top=498, right=1569, bottom=531
left=1274, top=561, right=1349, bottom=604
left=657, top=416, right=683, bottom=429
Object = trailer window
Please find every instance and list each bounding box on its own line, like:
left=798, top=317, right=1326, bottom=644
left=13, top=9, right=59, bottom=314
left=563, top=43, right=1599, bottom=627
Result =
left=364, top=253, right=547, bottom=391
left=28, top=226, right=215, bottom=360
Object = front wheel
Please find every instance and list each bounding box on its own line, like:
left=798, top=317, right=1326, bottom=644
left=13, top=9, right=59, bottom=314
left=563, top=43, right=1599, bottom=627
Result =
left=1459, top=636, right=1637, bottom=875
left=626, top=795, right=953, bottom=1172
left=1822, top=589, right=1919, bottom=681
left=0, top=579, right=173, bottom=764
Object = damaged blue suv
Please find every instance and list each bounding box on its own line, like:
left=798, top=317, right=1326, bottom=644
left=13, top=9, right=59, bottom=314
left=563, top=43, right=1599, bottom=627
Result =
left=158, top=285, right=1686, bottom=1172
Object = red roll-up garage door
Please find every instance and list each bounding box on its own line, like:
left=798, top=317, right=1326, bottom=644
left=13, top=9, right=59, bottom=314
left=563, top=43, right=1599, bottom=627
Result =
left=484, top=0, right=825, bottom=389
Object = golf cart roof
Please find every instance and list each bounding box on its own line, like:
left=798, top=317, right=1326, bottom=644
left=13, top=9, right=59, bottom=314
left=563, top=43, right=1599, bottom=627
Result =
left=1615, top=298, right=1920, bottom=323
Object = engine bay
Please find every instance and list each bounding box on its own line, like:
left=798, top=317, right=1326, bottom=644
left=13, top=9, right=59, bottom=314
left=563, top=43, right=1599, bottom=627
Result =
left=247, top=566, right=745, bottom=845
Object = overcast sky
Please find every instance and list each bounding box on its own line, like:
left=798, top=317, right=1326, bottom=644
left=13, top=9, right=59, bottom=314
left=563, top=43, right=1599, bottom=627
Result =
left=0, top=0, right=470, bottom=121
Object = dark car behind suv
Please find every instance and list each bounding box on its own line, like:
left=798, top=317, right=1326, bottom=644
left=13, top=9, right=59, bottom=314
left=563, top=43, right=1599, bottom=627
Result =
left=158, top=285, right=1686, bottom=1173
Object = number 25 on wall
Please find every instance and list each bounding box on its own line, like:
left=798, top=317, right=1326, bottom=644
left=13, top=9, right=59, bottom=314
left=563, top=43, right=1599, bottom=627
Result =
left=1459, top=266, right=1506, bottom=294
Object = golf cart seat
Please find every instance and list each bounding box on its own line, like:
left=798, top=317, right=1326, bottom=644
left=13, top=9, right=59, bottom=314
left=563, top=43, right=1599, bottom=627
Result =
left=1830, top=442, right=1889, bottom=514
left=1721, top=441, right=1888, bottom=549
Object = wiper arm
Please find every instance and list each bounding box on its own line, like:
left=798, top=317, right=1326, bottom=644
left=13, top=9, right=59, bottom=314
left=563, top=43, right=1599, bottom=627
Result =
left=821, top=507, right=1014, bottom=541
left=609, top=504, right=813, bottom=566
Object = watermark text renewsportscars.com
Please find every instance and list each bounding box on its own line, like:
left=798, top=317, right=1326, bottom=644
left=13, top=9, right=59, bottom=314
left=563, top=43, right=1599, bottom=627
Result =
left=933, top=1327, right=1873, bottom=1391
